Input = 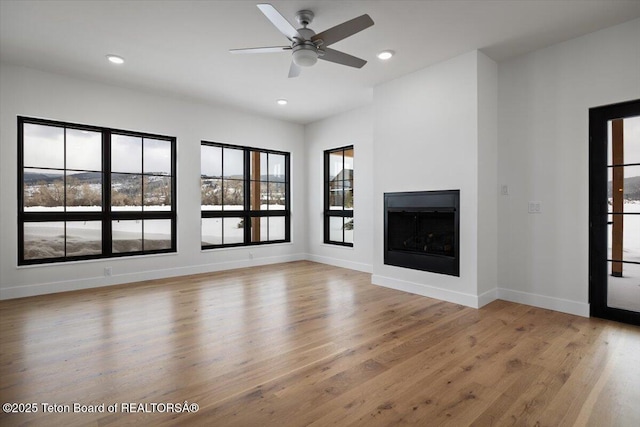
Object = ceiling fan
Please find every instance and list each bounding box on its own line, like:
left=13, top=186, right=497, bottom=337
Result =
left=230, top=3, right=374, bottom=78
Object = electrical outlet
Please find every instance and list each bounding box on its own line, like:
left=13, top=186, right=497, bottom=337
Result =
left=104, top=267, right=112, bottom=277
left=528, top=201, right=541, bottom=214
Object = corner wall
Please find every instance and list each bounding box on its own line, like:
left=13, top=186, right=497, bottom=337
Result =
left=477, top=51, right=499, bottom=304
left=0, top=64, right=306, bottom=299
left=304, top=106, right=374, bottom=272
left=497, top=18, right=640, bottom=316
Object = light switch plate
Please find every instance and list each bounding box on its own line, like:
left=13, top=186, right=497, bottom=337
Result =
left=528, top=201, right=541, bottom=214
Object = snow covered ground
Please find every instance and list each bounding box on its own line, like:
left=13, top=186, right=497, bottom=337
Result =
left=23, top=218, right=172, bottom=259
left=607, top=202, right=640, bottom=312
left=328, top=217, right=354, bottom=244
left=200, top=204, right=286, bottom=245
left=201, top=216, right=285, bottom=245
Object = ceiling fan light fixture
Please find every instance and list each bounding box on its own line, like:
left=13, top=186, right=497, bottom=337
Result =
left=292, top=45, right=318, bottom=67
left=377, top=50, right=394, bottom=60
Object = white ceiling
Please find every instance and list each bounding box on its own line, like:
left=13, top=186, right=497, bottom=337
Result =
left=1, top=0, right=639, bottom=125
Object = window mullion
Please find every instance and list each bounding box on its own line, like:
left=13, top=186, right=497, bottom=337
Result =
left=104, top=130, right=112, bottom=257
left=244, top=149, right=251, bottom=244
left=265, top=153, right=269, bottom=241
left=141, top=138, right=145, bottom=252
left=63, top=127, right=68, bottom=257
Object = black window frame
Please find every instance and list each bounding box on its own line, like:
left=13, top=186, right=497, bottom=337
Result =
left=589, top=99, right=640, bottom=326
left=324, top=145, right=354, bottom=247
left=200, top=141, right=290, bottom=249
left=18, top=116, right=177, bottom=266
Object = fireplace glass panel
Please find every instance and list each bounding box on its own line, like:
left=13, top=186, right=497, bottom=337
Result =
left=384, top=190, right=460, bottom=276
left=388, top=211, right=455, bottom=257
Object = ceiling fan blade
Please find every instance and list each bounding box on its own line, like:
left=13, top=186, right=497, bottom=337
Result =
left=311, top=14, right=374, bottom=47
left=230, top=46, right=291, bottom=54
left=257, top=4, right=302, bottom=41
left=288, top=62, right=301, bottom=78
left=319, top=48, right=367, bottom=68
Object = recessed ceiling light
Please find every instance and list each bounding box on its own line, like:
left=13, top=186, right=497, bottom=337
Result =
left=377, top=50, right=394, bottom=60
left=276, top=99, right=288, bottom=106
left=106, top=54, right=124, bottom=65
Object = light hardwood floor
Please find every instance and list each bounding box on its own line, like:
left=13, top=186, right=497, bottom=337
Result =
left=1, top=261, right=639, bottom=426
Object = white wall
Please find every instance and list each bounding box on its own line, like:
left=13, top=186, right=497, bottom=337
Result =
left=371, top=51, right=497, bottom=308
left=0, top=64, right=306, bottom=299
left=477, top=52, right=499, bottom=303
left=497, top=18, right=640, bottom=316
left=304, top=105, right=374, bottom=272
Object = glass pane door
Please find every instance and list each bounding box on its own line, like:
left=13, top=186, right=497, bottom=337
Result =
left=606, top=116, right=640, bottom=312
left=590, top=99, right=640, bottom=325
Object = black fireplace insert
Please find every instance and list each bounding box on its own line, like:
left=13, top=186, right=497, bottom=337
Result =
left=384, top=190, right=460, bottom=276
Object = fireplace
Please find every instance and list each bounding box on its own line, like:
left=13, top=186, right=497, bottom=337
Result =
left=384, top=190, right=460, bottom=276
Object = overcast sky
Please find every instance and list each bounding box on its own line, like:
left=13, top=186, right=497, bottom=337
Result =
left=201, top=145, right=285, bottom=178
left=23, top=124, right=171, bottom=174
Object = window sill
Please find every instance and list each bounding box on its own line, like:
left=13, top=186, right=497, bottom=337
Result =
left=321, top=243, right=354, bottom=250
left=16, top=250, right=179, bottom=270
left=201, top=241, right=294, bottom=252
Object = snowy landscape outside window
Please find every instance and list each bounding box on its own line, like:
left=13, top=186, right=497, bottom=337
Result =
left=324, top=146, right=354, bottom=246
left=18, top=116, right=176, bottom=265
left=200, top=142, right=290, bottom=248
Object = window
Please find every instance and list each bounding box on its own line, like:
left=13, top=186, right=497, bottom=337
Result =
left=18, top=116, right=176, bottom=265
left=324, top=146, right=354, bottom=246
left=201, top=142, right=290, bottom=248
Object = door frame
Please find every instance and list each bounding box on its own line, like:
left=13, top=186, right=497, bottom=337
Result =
left=589, top=98, right=640, bottom=325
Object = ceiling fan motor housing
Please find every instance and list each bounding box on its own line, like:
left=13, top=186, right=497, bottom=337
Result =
left=295, top=10, right=314, bottom=27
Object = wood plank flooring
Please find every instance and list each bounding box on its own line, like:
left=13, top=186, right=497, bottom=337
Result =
left=1, top=261, right=639, bottom=426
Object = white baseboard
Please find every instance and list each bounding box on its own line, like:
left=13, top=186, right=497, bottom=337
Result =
left=305, top=253, right=372, bottom=273
left=478, top=287, right=499, bottom=308
left=497, top=288, right=590, bottom=317
left=0, top=254, right=306, bottom=300
left=370, top=275, right=588, bottom=317
left=371, top=274, right=490, bottom=308
left=0, top=257, right=591, bottom=319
